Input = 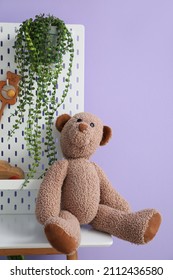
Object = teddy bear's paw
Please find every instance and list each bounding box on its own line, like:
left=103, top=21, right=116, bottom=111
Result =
left=45, top=223, right=78, bottom=255
left=126, top=209, right=162, bottom=244
left=144, top=212, right=162, bottom=243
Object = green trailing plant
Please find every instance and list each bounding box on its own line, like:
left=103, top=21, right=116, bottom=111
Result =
left=7, top=255, right=24, bottom=260
left=9, top=14, right=74, bottom=185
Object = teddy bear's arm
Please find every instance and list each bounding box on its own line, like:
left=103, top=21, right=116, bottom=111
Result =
left=35, top=159, right=68, bottom=225
left=93, top=163, right=131, bottom=212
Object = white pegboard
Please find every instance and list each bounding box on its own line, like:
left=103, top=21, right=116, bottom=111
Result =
left=0, top=23, right=84, bottom=174
left=0, top=179, right=40, bottom=214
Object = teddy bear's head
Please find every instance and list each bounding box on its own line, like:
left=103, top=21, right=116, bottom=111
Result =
left=55, top=112, right=112, bottom=159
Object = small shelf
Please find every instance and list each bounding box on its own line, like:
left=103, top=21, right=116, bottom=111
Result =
left=0, top=181, right=113, bottom=252
left=0, top=214, right=113, bottom=249
left=0, top=178, right=42, bottom=190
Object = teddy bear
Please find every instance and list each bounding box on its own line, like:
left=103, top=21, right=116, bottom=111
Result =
left=35, top=112, right=161, bottom=255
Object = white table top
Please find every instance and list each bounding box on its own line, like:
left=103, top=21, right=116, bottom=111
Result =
left=0, top=214, right=113, bottom=249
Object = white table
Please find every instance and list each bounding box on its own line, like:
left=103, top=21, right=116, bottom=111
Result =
left=0, top=214, right=113, bottom=259
left=0, top=180, right=113, bottom=259
left=0, top=214, right=113, bottom=249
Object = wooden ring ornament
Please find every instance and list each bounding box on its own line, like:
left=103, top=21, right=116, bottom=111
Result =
left=0, top=71, right=20, bottom=121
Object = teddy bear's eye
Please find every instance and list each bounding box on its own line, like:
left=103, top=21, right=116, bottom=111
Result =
left=90, top=122, right=95, bottom=127
left=77, top=118, right=82, bottom=122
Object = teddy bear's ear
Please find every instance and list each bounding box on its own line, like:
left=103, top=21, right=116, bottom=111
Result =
left=55, top=114, right=71, bottom=132
left=100, top=126, right=112, bottom=146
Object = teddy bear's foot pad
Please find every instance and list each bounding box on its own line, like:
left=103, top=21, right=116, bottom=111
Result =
left=45, top=223, right=78, bottom=255
left=144, top=212, right=161, bottom=243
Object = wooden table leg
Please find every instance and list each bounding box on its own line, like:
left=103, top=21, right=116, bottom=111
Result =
left=66, top=251, right=78, bottom=260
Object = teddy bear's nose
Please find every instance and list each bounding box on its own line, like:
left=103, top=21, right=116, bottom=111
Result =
left=78, top=123, right=88, bottom=132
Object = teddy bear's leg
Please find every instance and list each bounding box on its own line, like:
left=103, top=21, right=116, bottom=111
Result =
left=91, top=204, right=161, bottom=244
left=44, top=210, right=81, bottom=255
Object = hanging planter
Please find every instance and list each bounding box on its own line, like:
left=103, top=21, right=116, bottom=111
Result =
left=9, top=14, right=74, bottom=185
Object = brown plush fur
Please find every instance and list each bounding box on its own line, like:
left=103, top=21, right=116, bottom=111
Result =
left=35, top=112, right=161, bottom=255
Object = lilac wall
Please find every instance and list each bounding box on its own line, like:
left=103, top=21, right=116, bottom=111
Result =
left=1, top=0, right=173, bottom=259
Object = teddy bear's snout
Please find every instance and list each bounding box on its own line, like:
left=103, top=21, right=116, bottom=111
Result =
left=78, top=123, right=88, bottom=132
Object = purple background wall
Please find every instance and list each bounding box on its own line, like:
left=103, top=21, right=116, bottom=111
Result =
left=1, top=0, right=173, bottom=260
